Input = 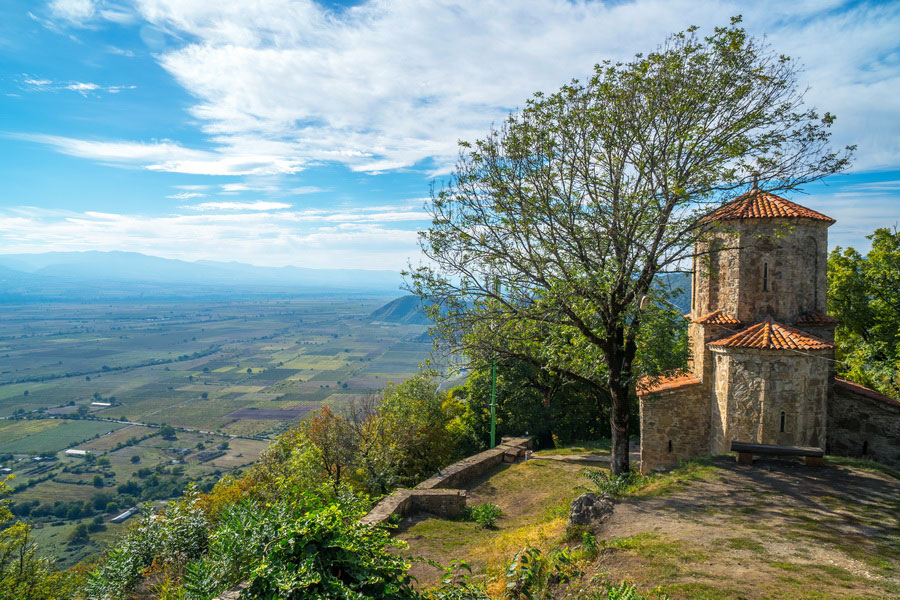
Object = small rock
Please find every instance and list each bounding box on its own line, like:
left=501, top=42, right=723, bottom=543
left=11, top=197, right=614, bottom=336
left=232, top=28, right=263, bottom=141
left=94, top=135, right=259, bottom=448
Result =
left=568, top=492, right=614, bottom=526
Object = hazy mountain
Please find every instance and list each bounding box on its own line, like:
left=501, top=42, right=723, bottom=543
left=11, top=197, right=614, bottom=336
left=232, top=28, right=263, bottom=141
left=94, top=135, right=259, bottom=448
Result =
left=0, top=251, right=403, bottom=301
left=369, top=295, right=433, bottom=325
left=370, top=274, right=691, bottom=327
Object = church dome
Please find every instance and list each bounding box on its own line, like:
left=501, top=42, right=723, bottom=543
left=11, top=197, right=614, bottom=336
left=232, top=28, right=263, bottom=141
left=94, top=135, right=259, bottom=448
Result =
left=703, top=189, right=835, bottom=224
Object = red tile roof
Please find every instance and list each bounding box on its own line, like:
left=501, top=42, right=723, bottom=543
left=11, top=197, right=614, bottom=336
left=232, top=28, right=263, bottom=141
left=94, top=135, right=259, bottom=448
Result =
left=637, top=371, right=702, bottom=397
left=795, top=311, right=841, bottom=325
left=709, top=317, right=834, bottom=351
left=691, top=310, right=742, bottom=327
left=834, top=378, right=900, bottom=408
left=703, top=190, right=835, bottom=224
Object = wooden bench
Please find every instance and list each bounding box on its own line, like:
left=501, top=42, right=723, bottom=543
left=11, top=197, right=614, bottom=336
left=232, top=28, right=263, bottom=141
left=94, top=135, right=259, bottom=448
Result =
left=730, top=441, right=825, bottom=467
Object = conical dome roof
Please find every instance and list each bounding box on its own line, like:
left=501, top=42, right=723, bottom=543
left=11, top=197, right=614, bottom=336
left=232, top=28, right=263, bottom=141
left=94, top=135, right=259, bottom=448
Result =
left=703, top=189, right=835, bottom=224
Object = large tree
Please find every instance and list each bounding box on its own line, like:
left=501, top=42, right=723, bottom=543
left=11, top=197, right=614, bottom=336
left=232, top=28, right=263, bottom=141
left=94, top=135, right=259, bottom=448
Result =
left=410, top=19, right=852, bottom=473
left=828, top=227, right=900, bottom=400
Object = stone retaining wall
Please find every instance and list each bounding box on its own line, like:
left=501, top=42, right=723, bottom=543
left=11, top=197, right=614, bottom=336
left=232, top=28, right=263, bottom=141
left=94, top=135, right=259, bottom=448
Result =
left=362, top=436, right=532, bottom=523
left=415, top=436, right=532, bottom=490
left=360, top=488, right=466, bottom=525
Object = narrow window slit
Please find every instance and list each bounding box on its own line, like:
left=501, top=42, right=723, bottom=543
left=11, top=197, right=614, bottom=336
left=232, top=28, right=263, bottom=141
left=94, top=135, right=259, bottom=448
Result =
left=862, top=440, right=868, bottom=455
left=668, top=440, right=673, bottom=453
left=763, top=262, right=769, bottom=292
left=780, top=411, right=786, bottom=433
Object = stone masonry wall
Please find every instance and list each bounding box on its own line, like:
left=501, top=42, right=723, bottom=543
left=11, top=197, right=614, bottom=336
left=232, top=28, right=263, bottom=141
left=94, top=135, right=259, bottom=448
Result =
left=361, top=436, right=532, bottom=525
left=828, top=382, right=900, bottom=468
left=709, top=348, right=830, bottom=454
left=639, top=383, right=709, bottom=473
left=693, top=219, right=829, bottom=325
left=734, top=219, right=828, bottom=324
left=415, top=436, right=532, bottom=490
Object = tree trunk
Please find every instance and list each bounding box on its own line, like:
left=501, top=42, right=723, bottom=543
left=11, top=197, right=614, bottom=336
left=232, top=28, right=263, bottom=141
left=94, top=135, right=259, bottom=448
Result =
left=607, top=324, right=637, bottom=475
left=609, top=382, right=631, bottom=474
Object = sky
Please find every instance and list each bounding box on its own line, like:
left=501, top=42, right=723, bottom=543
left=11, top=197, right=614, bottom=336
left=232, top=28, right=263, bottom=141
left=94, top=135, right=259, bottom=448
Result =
left=1, top=0, right=898, bottom=271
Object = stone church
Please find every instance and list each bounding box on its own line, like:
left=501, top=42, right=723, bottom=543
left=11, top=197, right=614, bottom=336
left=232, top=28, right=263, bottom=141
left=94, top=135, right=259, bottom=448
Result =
left=638, top=189, right=900, bottom=472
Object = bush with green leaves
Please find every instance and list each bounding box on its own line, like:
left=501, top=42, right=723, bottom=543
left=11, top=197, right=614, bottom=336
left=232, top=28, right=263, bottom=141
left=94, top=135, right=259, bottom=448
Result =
left=601, top=581, right=670, bottom=600
left=581, top=469, right=650, bottom=497
left=466, top=502, right=502, bottom=529
left=503, top=546, right=579, bottom=600
left=84, top=488, right=211, bottom=599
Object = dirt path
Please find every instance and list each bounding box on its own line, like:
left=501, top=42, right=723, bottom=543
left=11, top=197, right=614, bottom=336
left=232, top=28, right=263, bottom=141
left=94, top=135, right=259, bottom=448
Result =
left=586, top=456, right=900, bottom=599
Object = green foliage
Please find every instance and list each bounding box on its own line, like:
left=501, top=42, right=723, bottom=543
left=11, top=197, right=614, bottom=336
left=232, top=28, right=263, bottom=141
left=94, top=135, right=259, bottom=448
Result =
left=503, top=546, right=579, bottom=600
left=454, top=361, right=607, bottom=452
left=581, top=469, right=651, bottom=497
left=85, top=488, right=211, bottom=599
left=0, top=477, right=84, bottom=599
left=466, top=502, right=503, bottom=529
left=602, top=581, right=670, bottom=600
left=376, top=373, right=464, bottom=483
left=67, top=523, right=89, bottom=545
left=828, top=227, right=900, bottom=399
left=430, top=561, right=491, bottom=600
left=410, top=19, right=850, bottom=474
left=245, top=503, right=419, bottom=600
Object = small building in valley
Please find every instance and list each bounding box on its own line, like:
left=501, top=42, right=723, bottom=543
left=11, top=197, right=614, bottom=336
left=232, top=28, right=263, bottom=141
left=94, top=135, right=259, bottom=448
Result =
left=638, top=189, right=900, bottom=472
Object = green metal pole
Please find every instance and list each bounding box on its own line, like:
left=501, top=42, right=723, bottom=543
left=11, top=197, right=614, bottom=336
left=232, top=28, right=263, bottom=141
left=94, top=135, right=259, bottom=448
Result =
left=490, top=358, right=497, bottom=448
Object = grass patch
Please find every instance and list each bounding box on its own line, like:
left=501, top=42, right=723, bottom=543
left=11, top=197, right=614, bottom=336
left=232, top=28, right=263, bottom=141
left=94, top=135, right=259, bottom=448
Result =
left=826, top=455, right=900, bottom=480
left=533, top=439, right=611, bottom=456
left=725, top=536, right=765, bottom=553
left=632, top=456, right=721, bottom=497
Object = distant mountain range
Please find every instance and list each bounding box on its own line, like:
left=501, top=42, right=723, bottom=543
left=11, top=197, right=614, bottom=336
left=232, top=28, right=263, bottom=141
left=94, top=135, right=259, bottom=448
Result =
left=369, top=273, right=691, bottom=326
left=0, top=251, right=404, bottom=301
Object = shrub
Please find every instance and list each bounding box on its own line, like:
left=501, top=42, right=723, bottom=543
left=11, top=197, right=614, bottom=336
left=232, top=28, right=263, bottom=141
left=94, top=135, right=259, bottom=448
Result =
left=466, top=502, right=502, bottom=529
left=602, top=581, right=670, bottom=600
left=581, top=470, right=650, bottom=497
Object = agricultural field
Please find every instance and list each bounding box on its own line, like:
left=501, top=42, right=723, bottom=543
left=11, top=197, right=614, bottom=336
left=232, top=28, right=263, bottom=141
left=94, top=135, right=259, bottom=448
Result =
left=0, top=296, right=433, bottom=564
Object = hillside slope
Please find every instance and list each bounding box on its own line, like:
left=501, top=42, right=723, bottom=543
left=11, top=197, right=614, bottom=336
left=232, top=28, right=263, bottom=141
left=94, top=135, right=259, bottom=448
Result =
left=397, top=454, right=900, bottom=599
left=369, top=295, right=434, bottom=324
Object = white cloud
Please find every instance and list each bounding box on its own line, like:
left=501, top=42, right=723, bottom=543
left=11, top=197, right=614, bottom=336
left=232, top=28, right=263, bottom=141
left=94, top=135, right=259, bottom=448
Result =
left=15, top=133, right=303, bottom=176
left=0, top=204, right=425, bottom=269
left=166, top=192, right=206, bottom=200
left=289, top=186, right=324, bottom=195
left=48, top=0, right=96, bottom=24
left=26, top=1, right=900, bottom=176
left=183, top=201, right=292, bottom=211
left=116, top=0, right=900, bottom=175
left=21, top=76, right=136, bottom=95
left=44, top=0, right=138, bottom=27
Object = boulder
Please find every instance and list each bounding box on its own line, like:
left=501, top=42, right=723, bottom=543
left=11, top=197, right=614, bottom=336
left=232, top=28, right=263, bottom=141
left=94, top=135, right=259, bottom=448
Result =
left=568, top=492, right=614, bottom=526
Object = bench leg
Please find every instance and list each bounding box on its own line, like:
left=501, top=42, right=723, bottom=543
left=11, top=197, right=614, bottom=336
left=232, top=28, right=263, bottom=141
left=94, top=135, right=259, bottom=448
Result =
left=736, top=452, right=754, bottom=465
left=804, top=456, right=824, bottom=467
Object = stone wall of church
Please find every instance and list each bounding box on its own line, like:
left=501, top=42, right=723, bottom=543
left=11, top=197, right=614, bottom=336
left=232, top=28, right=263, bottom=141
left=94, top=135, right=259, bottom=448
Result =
left=639, top=383, right=709, bottom=473
left=734, top=219, right=829, bottom=324
left=692, top=231, right=741, bottom=317
left=708, top=348, right=830, bottom=454
left=828, top=383, right=900, bottom=468
left=691, top=219, right=829, bottom=325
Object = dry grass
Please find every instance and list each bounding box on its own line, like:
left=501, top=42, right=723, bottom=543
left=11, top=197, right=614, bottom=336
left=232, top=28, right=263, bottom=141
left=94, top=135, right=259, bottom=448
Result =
left=397, top=454, right=900, bottom=599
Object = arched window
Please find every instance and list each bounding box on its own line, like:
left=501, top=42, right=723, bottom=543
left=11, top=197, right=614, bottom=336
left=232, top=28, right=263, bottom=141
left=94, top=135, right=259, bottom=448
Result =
left=802, top=235, right=819, bottom=309
left=707, top=240, right=722, bottom=312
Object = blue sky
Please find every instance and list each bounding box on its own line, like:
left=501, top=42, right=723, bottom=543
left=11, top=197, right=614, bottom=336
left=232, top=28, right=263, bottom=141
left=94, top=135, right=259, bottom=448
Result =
left=1, top=0, right=898, bottom=270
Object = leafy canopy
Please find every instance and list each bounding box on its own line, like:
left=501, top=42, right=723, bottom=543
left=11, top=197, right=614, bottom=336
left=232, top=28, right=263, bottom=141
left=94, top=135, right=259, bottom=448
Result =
left=410, top=17, right=851, bottom=472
